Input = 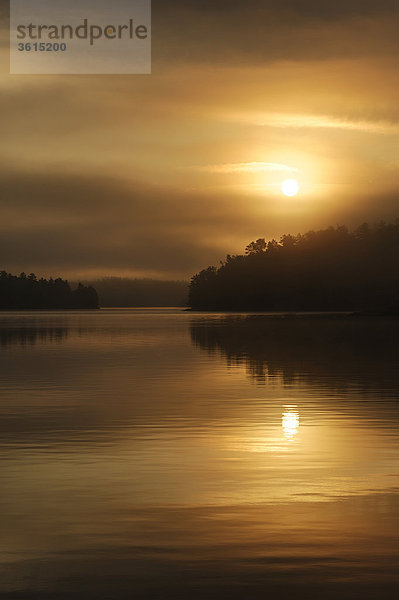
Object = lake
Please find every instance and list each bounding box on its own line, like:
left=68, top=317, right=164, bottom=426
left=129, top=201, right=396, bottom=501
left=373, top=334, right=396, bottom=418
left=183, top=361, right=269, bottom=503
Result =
left=1, top=309, right=399, bottom=599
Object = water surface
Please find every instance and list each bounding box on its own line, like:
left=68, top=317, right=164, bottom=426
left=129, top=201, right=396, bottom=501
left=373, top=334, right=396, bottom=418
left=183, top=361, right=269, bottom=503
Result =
left=1, top=309, right=399, bottom=599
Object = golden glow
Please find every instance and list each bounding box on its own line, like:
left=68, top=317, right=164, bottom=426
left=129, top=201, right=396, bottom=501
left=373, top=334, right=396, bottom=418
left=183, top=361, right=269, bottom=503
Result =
left=229, top=111, right=399, bottom=135
left=197, top=162, right=300, bottom=174
left=282, top=407, right=299, bottom=440
left=282, top=179, right=299, bottom=197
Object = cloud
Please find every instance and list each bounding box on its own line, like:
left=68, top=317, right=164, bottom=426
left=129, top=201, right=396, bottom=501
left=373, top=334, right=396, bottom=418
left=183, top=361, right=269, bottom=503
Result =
left=160, top=1, right=399, bottom=20
left=228, top=112, right=399, bottom=135
left=0, top=165, right=274, bottom=279
left=152, top=0, right=399, bottom=65
left=2, top=0, right=399, bottom=66
left=193, top=162, right=300, bottom=174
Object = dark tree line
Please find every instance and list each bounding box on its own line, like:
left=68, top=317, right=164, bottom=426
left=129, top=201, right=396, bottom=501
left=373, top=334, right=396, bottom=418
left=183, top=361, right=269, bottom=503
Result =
left=0, top=271, right=99, bottom=310
left=189, top=220, right=399, bottom=312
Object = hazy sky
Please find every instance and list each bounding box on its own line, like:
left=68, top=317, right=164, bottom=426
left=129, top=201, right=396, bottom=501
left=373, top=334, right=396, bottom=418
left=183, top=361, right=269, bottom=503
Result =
left=1, top=0, right=399, bottom=279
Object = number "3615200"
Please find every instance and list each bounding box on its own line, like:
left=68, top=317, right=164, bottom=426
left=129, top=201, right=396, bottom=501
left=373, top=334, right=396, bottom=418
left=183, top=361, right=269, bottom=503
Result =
left=18, top=42, right=67, bottom=52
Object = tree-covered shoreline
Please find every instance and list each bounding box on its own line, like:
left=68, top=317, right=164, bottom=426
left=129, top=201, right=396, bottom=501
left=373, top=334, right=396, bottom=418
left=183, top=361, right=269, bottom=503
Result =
left=0, top=271, right=99, bottom=310
left=189, top=220, right=399, bottom=312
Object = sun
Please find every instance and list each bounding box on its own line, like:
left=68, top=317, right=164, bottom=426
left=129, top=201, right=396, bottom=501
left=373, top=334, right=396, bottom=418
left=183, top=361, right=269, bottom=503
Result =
left=282, top=179, right=299, bottom=197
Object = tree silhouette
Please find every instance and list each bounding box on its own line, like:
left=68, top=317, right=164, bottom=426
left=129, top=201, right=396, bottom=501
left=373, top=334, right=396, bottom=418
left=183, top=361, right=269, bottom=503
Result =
left=189, top=220, right=399, bottom=312
left=0, top=271, right=99, bottom=310
left=245, top=238, right=267, bottom=255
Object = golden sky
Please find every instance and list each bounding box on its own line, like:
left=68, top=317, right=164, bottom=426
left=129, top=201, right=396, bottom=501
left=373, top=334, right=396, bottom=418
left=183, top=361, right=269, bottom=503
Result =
left=1, top=0, right=399, bottom=279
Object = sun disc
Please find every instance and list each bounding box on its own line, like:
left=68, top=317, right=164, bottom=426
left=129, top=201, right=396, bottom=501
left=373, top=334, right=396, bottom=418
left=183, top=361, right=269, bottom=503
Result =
left=282, top=179, right=299, bottom=197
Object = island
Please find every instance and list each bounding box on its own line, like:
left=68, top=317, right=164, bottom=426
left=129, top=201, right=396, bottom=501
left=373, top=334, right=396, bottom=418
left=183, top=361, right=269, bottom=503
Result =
left=0, top=271, right=99, bottom=310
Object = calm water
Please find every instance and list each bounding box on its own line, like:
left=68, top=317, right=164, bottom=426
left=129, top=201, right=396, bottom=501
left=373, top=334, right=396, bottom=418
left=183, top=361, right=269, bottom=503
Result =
left=1, top=309, right=399, bottom=599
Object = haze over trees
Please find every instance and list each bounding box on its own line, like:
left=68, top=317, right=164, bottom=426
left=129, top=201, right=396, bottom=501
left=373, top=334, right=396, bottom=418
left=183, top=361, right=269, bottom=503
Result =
left=189, top=220, right=399, bottom=312
left=0, top=271, right=99, bottom=310
left=83, top=278, right=188, bottom=307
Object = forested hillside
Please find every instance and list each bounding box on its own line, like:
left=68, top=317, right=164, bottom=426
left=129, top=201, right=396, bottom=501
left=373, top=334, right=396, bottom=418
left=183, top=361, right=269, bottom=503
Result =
left=189, top=221, right=399, bottom=312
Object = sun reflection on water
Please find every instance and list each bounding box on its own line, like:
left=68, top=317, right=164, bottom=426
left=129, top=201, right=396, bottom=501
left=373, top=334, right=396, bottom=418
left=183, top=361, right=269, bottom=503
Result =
left=282, top=406, right=299, bottom=440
